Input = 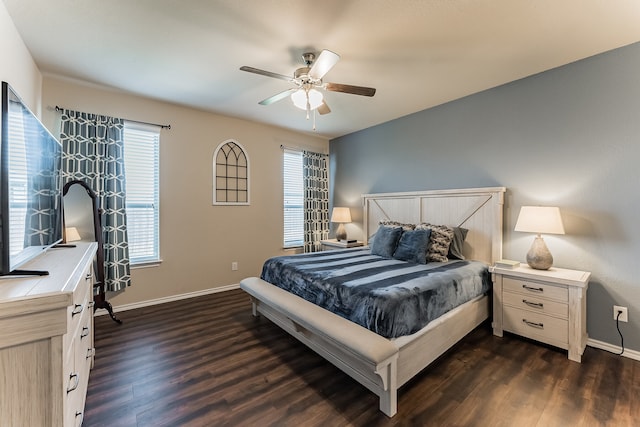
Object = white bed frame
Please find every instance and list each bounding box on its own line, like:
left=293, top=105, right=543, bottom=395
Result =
left=240, top=187, right=505, bottom=417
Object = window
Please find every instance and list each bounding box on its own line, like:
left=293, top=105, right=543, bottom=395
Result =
left=283, top=149, right=304, bottom=248
left=213, top=140, right=249, bottom=205
left=123, top=122, right=160, bottom=265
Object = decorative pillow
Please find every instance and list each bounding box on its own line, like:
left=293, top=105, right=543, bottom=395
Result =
left=448, top=227, right=469, bottom=260
left=370, top=225, right=403, bottom=258
left=392, top=228, right=431, bottom=264
left=379, top=220, right=415, bottom=231
left=415, top=223, right=455, bottom=262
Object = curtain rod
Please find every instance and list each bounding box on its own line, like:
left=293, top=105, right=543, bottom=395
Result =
left=54, top=105, right=171, bottom=130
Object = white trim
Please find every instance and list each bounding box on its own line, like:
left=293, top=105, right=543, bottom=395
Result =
left=587, top=338, right=640, bottom=361
left=94, top=283, right=240, bottom=316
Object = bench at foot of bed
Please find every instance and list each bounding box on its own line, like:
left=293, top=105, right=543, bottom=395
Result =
left=240, top=277, right=400, bottom=417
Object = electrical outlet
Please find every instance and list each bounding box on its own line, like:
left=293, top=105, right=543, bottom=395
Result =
left=613, top=305, right=628, bottom=322
left=231, top=261, right=238, bottom=271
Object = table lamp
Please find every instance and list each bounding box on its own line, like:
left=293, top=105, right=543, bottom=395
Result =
left=514, top=206, right=565, bottom=270
left=331, top=207, right=352, bottom=242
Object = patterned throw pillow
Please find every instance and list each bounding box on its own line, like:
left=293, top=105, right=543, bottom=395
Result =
left=416, top=223, right=455, bottom=262
left=379, top=220, right=415, bottom=231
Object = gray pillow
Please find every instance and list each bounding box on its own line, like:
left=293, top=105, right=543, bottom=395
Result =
left=370, top=226, right=403, bottom=258
left=393, top=228, right=432, bottom=264
left=448, top=227, right=469, bottom=260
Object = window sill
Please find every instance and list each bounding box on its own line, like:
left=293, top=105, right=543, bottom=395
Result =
left=131, top=259, right=163, bottom=269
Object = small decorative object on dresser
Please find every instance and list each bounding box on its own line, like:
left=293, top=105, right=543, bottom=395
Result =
left=330, top=207, right=352, bottom=241
left=491, top=264, right=590, bottom=362
left=514, top=206, right=565, bottom=270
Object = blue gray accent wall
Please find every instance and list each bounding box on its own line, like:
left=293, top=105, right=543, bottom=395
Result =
left=330, top=42, right=640, bottom=353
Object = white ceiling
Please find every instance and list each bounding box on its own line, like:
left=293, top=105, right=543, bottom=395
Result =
left=4, top=0, right=640, bottom=138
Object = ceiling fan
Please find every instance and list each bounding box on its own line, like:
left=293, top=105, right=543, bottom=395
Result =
left=240, top=49, right=376, bottom=124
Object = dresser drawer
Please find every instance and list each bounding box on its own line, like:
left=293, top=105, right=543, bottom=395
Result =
left=64, top=263, right=93, bottom=359
left=65, top=310, right=93, bottom=427
left=503, top=306, right=568, bottom=349
left=503, top=291, right=568, bottom=319
left=503, top=277, right=568, bottom=302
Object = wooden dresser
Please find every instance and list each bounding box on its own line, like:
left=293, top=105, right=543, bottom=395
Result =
left=491, top=264, right=590, bottom=362
left=0, top=242, right=97, bottom=426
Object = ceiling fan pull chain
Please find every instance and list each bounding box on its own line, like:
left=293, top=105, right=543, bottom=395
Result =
left=313, top=109, right=317, bottom=131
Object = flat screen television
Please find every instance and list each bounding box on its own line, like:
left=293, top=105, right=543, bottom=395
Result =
left=0, top=81, right=63, bottom=276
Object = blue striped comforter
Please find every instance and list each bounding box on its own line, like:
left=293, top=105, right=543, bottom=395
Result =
left=260, top=248, right=490, bottom=338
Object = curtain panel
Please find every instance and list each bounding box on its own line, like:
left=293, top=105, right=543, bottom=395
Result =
left=59, top=110, right=131, bottom=292
left=302, top=150, right=329, bottom=253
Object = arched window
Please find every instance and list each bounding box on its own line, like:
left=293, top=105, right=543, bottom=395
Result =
left=213, top=140, right=249, bottom=205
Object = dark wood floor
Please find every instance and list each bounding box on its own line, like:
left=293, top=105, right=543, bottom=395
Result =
left=84, top=289, right=639, bottom=427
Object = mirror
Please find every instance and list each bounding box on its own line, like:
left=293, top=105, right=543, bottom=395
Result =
left=63, top=180, right=122, bottom=324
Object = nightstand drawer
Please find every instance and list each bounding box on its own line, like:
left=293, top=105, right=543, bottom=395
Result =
left=503, top=306, right=568, bottom=348
left=503, top=291, right=568, bottom=318
left=503, top=277, right=568, bottom=302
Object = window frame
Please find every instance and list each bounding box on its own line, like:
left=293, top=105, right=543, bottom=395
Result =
left=282, top=148, right=304, bottom=249
left=123, top=121, right=161, bottom=266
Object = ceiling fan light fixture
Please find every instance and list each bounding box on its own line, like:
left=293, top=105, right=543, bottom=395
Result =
left=291, top=88, right=323, bottom=110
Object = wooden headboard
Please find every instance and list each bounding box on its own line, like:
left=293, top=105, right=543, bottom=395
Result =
left=362, top=187, right=506, bottom=264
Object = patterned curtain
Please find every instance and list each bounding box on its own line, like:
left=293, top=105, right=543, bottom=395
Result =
left=59, top=110, right=131, bottom=292
left=303, top=150, right=329, bottom=253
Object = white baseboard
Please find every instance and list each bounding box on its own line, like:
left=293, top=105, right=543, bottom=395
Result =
left=587, top=338, right=640, bottom=361
left=94, top=283, right=240, bottom=316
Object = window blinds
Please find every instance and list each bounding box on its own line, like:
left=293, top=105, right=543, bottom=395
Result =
left=123, top=122, right=160, bottom=264
left=283, top=149, right=304, bottom=248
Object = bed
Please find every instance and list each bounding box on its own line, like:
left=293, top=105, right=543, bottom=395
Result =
left=240, top=187, right=505, bottom=417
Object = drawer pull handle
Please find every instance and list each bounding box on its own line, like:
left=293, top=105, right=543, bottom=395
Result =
left=87, top=347, right=96, bottom=359
left=85, top=272, right=93, bottom=281
left=76, top=411, right=84, bottom=425
left=81, top=326, right=90, bottom=338
left=67, top=373, right=80, bottom=393
left=522, top=299, right=544, bottom=309
left=71, top=304, right=84, bottom=316
left=522, top=319, right=544, bottom=329
left=522, top=284, right=544, bottom=293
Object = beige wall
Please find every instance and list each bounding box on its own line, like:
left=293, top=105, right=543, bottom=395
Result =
left=0, top=1, right=42, bottom=114
left=42, top=76, right=328, bottom=307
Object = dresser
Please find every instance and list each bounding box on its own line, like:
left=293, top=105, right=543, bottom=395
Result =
left=491, top=264, right=590, bottom=362
left=0, top=242, right=97, bottom=426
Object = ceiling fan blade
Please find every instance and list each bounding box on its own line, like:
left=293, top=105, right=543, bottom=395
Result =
left=325, top=82, right=376, bottom=97
left=258, top=88, right=297, bottom=106
left=317, top=101, right=331, bottom=115
left=309, top=50, right=340, bottom=80
left=240, top=66, right=293, bottom=82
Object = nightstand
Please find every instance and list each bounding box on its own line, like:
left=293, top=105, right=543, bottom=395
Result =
left=320, top=239, right=365, bottom=250
left=490, top=264, right=590, bottom=362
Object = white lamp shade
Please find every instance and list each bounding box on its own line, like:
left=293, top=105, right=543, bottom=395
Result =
left=331, top=207, right=352, bottom=223
left=291, top=88, right=323, bottom=110
left=514, top=206, right=565, bottom=235
left=65, top=227, right=82, bottom=242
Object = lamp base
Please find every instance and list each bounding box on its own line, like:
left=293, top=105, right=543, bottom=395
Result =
left=526, top=235, right=553, bottom=270
left=336, top=223, right=347, bottom=241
